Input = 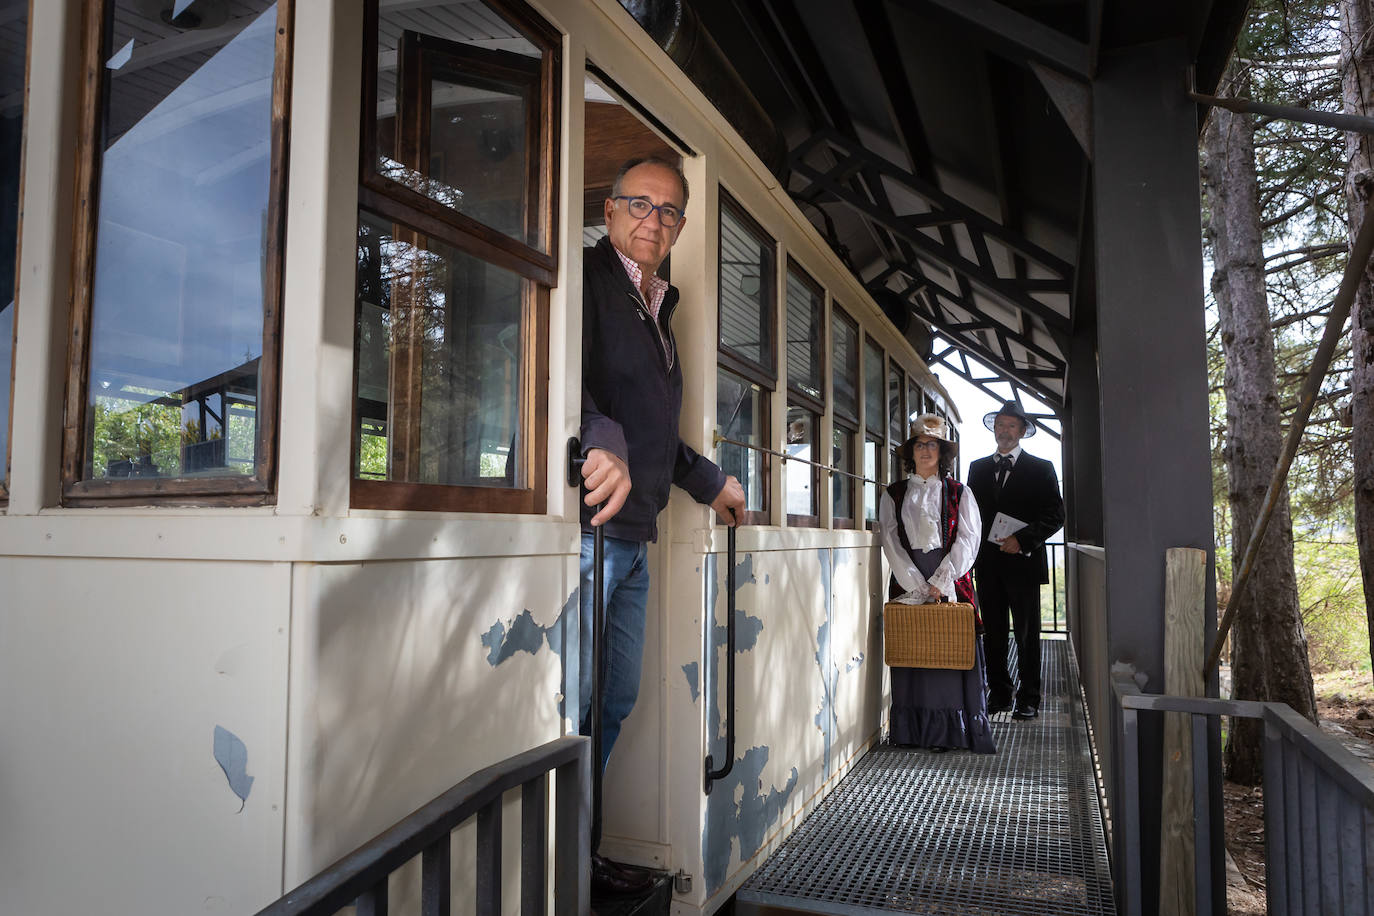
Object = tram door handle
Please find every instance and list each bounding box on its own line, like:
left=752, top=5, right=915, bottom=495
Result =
left=704, top=512, right=738, bottom=795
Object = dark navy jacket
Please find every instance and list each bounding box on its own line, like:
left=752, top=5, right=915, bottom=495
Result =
left=580, top=236, right=726, bottom=542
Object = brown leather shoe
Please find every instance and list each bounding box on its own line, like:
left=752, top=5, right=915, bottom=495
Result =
left=591, top=854, right=653, bottom=896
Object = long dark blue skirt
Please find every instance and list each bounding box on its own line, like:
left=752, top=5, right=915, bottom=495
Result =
left=888, top=549, right=997, bottom=753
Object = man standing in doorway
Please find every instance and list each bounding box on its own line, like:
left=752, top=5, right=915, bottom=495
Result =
left=579, top=156, right=745, bottom=894
left=968, top=401, right=1065, bottom=720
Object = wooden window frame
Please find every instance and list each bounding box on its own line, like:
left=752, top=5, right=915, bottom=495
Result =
left=359, top=0, right=559, bottom=279
left=62, top=0, right=294, bottom=506
left=863, top=334, right=884, bottom=437
left=717, top=190, right=777, bottom=389
left=831, top=304, right=859, bottom=427
left=784, top=401, right=819, bottom=528
left=1, top=0, right=31, bottom=506
left=717, top=364, right=770, bottom=527
left=831, top=420, right=857, bottom=530
left=350, top=0, right=559, bottom=515
left=864, top=432, right=882, bottom=531
left=888, top=363, right=906, bottom=451
left=783, top=257, right=824, bottom=414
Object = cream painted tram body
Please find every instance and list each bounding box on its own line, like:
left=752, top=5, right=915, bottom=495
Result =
left=0, top=1, right=958, bottom=912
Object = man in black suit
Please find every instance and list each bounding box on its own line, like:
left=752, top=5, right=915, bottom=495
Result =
left=967, top=401, right=1065, bottom=720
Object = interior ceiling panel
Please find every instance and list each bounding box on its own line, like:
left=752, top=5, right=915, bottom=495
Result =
left=679, top=0, right=1248, bottom=418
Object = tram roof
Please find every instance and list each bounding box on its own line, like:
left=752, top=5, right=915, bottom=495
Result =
left=678, top=0, right=1250, bottom=415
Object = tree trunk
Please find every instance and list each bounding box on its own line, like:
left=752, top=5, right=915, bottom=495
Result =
left=1341, top=0, right=1374, bottom=687
left=1202, top=70, right=1319, bottom=786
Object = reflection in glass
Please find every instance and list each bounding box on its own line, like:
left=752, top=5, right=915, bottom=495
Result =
left=785, top=405, right=817, bottom=518
left=864, top=339, right=883, bottom=435
left=832, top=309, right=858, bottom=422
left=717, top=368, right=765, bottom=513
left=908, top=378, right=922, bottom=424
left=785, top=266, right=822, bottom=402
left=833, top=426, right=854, bottom=522
left=374, top=7, right=540, bottom=246
left=864, top=437, right=879, bottom=522
left=354, top=211, right=525, bottom=488
left=84, top=2, right=278, bottom=481
left=0, top=0, right=24, bottom=481
left=888, top=365, right=904, bottom=444
left=719, top=202, right=775, bottom=372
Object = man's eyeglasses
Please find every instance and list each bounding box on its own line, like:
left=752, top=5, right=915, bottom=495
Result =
left=613, top=195, right=684, bottom=227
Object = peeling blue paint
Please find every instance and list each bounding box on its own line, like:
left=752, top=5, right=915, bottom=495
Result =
left=481, top=589, right=578, bottom=720
left=702, top=745, right=798, bottom=894
left=213, top=726, right=253, bottom=812
left=683, top=662, right=700, bottom=701
left=846, top=653, right=866, bottom=672
left=814, top=549, right=839, bottom=777
left=702, top=550, right=790, bottom=894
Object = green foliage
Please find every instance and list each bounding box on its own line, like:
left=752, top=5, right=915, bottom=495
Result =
left=1296, top=538, right=1371, bottom=673
left=91, top=397, right=186, bottom=477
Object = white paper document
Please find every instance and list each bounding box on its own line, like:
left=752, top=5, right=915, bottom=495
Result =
left=987, top=512, right=1027, bottom=545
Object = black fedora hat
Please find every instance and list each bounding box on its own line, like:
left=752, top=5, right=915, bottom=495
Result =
left=982, top=400, right=1036, bottom=438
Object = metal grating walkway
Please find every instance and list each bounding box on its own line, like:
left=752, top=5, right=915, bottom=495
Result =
left=737, top=636, right=1114, bottom=916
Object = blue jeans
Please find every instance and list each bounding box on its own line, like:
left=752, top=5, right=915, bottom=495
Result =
left=578, top=532, right=650, bottom=772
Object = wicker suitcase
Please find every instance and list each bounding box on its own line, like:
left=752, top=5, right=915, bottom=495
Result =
left=882, top=601, right=976, bottom=670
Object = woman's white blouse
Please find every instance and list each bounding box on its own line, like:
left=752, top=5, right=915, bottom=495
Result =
left=878, top=473, right=983, bottom=601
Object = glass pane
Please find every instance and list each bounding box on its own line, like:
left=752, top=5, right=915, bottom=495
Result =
left=719, top=202, right=775, bottom=373
left=785, top=406, right=817, bottom=518
left=908, top=378, right=922, bottom=426
left=888, top=366, right=904, bottom=444
left=374, top=4, right=542, bottom=246
left=832, top=426, right=854, bottom=521
left=832, top=309, right=858, bottom=422
left=864, top=437, right=879, bottom=522
left=864, top=339, right=883, bottom=435
left=717, top=367, right=766, bottom=513
left=354, top=210, right=527, bottom=488
left=785, top=265, right=822, bottom=401
left=84, top=2, right=278, bottom=482
left=0, top=0, right=24, bottom=480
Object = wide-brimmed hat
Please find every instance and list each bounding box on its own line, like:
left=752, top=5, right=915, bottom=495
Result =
left=902, top=413, right=957, bottom=452
left=982, top=400, right=1036, bottom=438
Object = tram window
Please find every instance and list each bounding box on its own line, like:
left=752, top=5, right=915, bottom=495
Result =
left=0, top=0, right=25, bottom=500
left=888, top=365, right=905, bottom=451
left=351, top=0, right=558, bottom=514
left=863, top=435, right=881, bottom=527
left=62, top=1, right=293, bottom=504
left=718, top=194, right=776, bottom=384
left=908, top=378, right=923, bottom=426
left=863, top=336, right=884, bottom=437
left=785, top=405, right=818, bottom=526
left=717, top=367, right=769, bottom=525
left=832, top=423, right=857, bottom=528
left=832, top=306, right=859, bottom=426
left=784, top=261, right=824, bottom=406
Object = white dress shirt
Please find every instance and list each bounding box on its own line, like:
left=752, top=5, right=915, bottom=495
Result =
left=878, top=473, right=983, bottom=601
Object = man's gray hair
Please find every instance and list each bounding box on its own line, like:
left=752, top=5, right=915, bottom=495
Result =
left=611, top=156, right=689, bottom=210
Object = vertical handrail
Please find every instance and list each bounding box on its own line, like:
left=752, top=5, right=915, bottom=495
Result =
left=1120, top=702, right=1143, bottom=916
left=704, top=522, right=737, bottom=794
left=591, top=517, right=605, bottom=841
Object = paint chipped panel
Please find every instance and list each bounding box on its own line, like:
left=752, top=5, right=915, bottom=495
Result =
left=702, top=745, right=798, bottom=894
left=213, top=726, right=254, bottom=812
left=481, top=588, right=578, bottom=719
left=682, top=662, right=700, bottom=701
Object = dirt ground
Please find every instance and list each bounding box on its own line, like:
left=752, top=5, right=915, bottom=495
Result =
left=1222, top=670, right=1374, bottom=915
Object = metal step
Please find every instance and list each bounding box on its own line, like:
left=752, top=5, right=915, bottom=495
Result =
left=736, top=637, right=1114, bottom=915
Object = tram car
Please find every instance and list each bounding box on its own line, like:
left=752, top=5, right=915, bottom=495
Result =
left=1, top=0, right=961, bottom=912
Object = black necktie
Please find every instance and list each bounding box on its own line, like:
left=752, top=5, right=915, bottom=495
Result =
left=996, top=455, right=1012, bottom=488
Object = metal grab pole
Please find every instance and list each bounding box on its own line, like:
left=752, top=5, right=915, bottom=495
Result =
left=591, top=515, right=605, bottom=847
left=1203, top=192, right=1374, bottom=678
left=704, top=521, right=737, bottom=795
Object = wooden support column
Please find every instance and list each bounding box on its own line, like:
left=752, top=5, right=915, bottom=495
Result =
left=1160, top=547, right=1207, bottom=916
left=1091, top=38, right=1220, bottom=915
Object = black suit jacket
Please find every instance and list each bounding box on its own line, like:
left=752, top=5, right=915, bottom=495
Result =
left=967, top=451, right=1065, bottom=585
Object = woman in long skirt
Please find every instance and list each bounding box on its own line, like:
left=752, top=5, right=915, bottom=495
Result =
left=878, top=414, right=996, bottom=753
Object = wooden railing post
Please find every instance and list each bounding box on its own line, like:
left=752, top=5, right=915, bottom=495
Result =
left=1160, top=547, right=1207, bottom=915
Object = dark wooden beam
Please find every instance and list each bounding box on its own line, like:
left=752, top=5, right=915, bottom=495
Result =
left=891, top=0, right=1092, bottom=78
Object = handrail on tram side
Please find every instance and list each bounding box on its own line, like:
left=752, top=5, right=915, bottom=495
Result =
left=704, top=517, right=738, bottom=795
